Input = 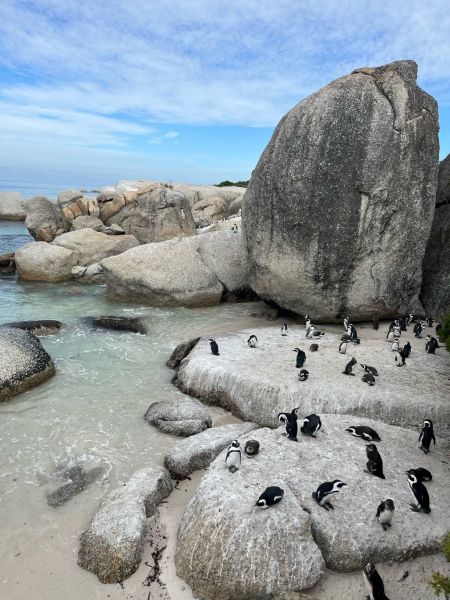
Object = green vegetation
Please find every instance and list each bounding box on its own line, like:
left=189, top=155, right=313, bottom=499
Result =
left=437, top=312, right=450, bottom=353
left=429, top=532, right=450, bottom=598
left=215, top=180, right=249, bottom=188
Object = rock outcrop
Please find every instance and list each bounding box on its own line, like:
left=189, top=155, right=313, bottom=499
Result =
left=24, top=196, right=67, bottom=242
left=166, top=337, right=201, bottom=369
left=0, top=252, right=15, bottom=274
left=47, top=465, right=104, bottom=507
left=242, top=60, right=439, bottom=321
left=57, top=189, right=100, bottom=222
left=101, top=230, right=249, bottom=307
left=176, top=326, right=450, bottom=429
left=52, top=229, right=139, bottom=264
left=173, top=183, right=244, bottom=226
left=164, top=422, right=258, bottom=479
left=421, top=153, right=450, bottom=319
left=176, top=418, right=450, bottom=600
left=78, top=466, right=172, bottom=583
left=0, top=192, right=26, bottom=220
left=1, top=320, right=62, bottom=335
left=144, top=397, right=212, bottom=436
left=84, top=316, right=147, bottom=334
left=0, top=327, right=55, bottom=402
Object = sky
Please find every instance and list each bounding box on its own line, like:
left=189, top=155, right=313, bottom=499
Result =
left=0, top=0, right=449, bottom=187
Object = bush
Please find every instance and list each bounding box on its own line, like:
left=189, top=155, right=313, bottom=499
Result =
left=429, top=532, right=450, bottom=598
left=215, top=180, right=249, bottom=188
left=437, top=312, right=450, bottom=353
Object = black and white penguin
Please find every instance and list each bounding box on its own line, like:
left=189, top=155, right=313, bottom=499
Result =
left=300, top=414, right=322, bottom=437
left=293, top=348, right=306, bottom=368
left=373, top=315, right=379, bottom=330
left=395, top=349, right=406, bottom=366
left=362, top=373, right=375, bottom=386
left=426, top=317, right=434, bottom=327
left=312, top=480, right=346, bottom=511
left=406, top=467, right=432, bottom=482
left=231, top=224, right=238, bottom=233
left=345, top=425, right=381, bottom=442
left=298, top=369, right=309, bottom=381
left=278, top=411, right=298, bottom=441
left=393, top=325, right=401, bottom=337
left=307, top=326, right=325, bottom=338
left=376, top=498, right=395, bottom=531
left=247, top=334, right=258, bottom=348
left=360, top=364, right=378, bottom=377
left=391, top=337, right=400, bottom=352
left=425, top=335, right=439, bottom=354
left=339, top=341, right=347, bottom=354
left=386, top=330, right=395, bottom=343
left=399, top=318, right=407, bottom=332
left=343, top=316, right=349, bottom=332
left=419, top=419, right=436, bottom=454
left=365, top=444, right=385, bottom=479
left=348, top=324, right=358, bottom=340
left=402, top=341, right=412, bottom=358
left=209, top=338, right=220, bottom=356
left=256, top=486, right=284, bottom=509
left=406, top=313, right=415, bottom=325
left=363, top=562, right=390, bottom=600
left=342, top=357, right=357, bottom=376
left=281, top=323, right=288, bottom=336
left=309, top=343, right=319, bottom=352
left=407, top=472, right=431, bottom=513
left=304, top=314, right=311, bottom=330
left=225, top=440, right=241, bottom=473
left=244, top=440, right=260, bottom=457
left=414, top=321, right=424, bottom=338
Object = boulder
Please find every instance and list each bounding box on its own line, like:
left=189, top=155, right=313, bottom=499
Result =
left=15, top=242, right=77, bottom=281
left=176, top=419, right=450, bottom=599
left=421, top=153, right=450, bottom=319
left=1, top=320, right=62, bottom=335
left=70, top=215, right=105, bottom=231
left=0, top=192, right=26, bottom=220
left=164, top=422, right=258, bottom=479
left=47, top=465, right=104, bottom=507
left=108, top=223, right=125, bottom=235
left=24, top=196, right=67, bottom=242
left=52, top=228, right=139, bottom=265
left=144, top=397, right=212, bottom=436
left=0, top=327, right=55, bottom=402
left=58, top=190, right=100, bottom=222
left=173, top=183, right=245, bottom=226
left=166, top=337, right=201, bottom=369
left=71, top=263, right=105, bottom=283
left=84, top=315, right=147, bottom=334
left=0, top=252, right=15, bottom=274
left=242, top=60, right=439, bottom=322
left=176, top=326, right=450, bottom=429
left=78, top=466, right=172, bottom=583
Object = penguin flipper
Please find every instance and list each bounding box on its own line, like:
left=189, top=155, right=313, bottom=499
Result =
left=432, top=434, right=436, bottom=445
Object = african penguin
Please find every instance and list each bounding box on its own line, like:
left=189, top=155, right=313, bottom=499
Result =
left=312, top=480, right=346, bottom=511
left=309, top=343, right=319, bottom=352
left=407, top=472, right=431, bottom=513
left=209, top=338, right=220, bottom=356
left=225, top=440, right=241, bottom=473
left=256, top=486, right=284, bottom=509
left=347, top=324, right=358, bottom=340
left=362, top=372, right=375, bottom=386
left=402, top=341, right=411, bottom=358
left=386, top=330, right=395, bottom=343
left=376, top=499, right=395, bottom=531
left=293, top=348, right=306, bottom=368
left=343, top=316, right=349, bottom=332
left=247, top=334, right=258, bottom=348
left=426, top=317, right=434, bottom=327
left=395, top=349, right=405, bottom=366
left=278, top=411, right=298, bottom=441
left=391, top=338, right=400, bottom=352
left=419, top=419, right=436, bottom=454
left=406, top=313, right=414, bottom=325
left=414, top=322, right=424, bottom=338
left=406, top=467, right=432, bottom=482
left=363, top=562, right=390, bottom=600
left=304, top=314, right=311, bottom=330
left=425, top=335, right=439, bottom=354
left=231, top=224, right=238, bottom=233
left=345, top=425, right=381, bottom=442
left=298, top=369, right=309, bottom=381
left=339, top=341, right=347, bottom=354
left=244, top=440, right=260, bottom=457
left=307, top=326, right=325, bottom=338
left=281, top=323, right=288, bottom=336
left=300, top=414, right=322, bottom=437
left=399, top=318, right=407, bottom=331
left=393, top=325, right=401, bottom=337
left=360, top=364, right=378, bottom=377
left=365, top=444, right=385, bottom=479
left=342, top=357, right=357, bottom=376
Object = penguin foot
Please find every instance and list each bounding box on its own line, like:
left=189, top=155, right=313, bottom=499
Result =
left=409, top=504, right=420, bottom=512
left=326, top=502, right=334, bottom=511
left=382, top=524, right=389, bottom=531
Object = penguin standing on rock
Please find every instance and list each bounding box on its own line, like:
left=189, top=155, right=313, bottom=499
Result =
left=339, top=341, right=347, bottom=354
left=342, top=357, right=357, bottom=375
left=209, top=338, right=220, bottom=355
left=365, top=444, right=385, bottom=479
left=363, top=562, right=390, bottom=600
left=407, top=472, right=431, bottom=513
left=345, top=425, right=381, bottom=441
left=298, top=369, right=309, bottom=381
left=391, top=338, right=400, bottom=352
left=419, top=419, right=436, bottom=454
left=281, top=324, right=288, bottom=336
left=278, top=411, right=298, bottom=441
left=425, top=335, right=439, bottom=354
left=256, top=486, right=284, bottom=509
left=395, top=349, right=406, bottom=366
left=300, top=414, right=322, bottom=437
left=293, top=348, right=306, bottom=368
left=376, top=498, right=395, bottom=531
left=312, top=480, right=347, bottom=511
left=247, top=334, right=258, bottom=348
left=225, top=440, right=241, bottom=473
left=414, top=322, right=424, bottom=338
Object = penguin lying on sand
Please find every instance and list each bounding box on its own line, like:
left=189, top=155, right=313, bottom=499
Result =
left=256, top=486, right=284, bottom=509
left=407, top=472, right=431, bottom=513
left=312, top=480, right=346, bottom=511
left=406, top=467, right=432, bottom=482
left=365, top=444, right=385, bottom=479
left=376, top=499, right=395, bottom=531
left=419, top=419, right=436, bottom=454
left=342, top=357, right=357, bottom=375
left=225, top=440, right=241, bottom=473
left=300, top=414, right=322, bottom=437
left=345, top=425, right=381, bottom=442
left=298, top=369, right=309, bottom=381
left=362, top=373, right=375, bottom=386
left=309, top=343, right=319, bottom=351
left=307, top=326, right=325, bottom=338
left=278, top=411, right=298, bottom=441
left=360, top=364, right=378, bottom=376
left=363, top=562, right=390, bottom=600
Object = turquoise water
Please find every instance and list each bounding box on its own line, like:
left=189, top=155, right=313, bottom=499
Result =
left=0, top=220, right=33, bottom=254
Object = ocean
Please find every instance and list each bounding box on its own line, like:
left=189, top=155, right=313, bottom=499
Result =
left=0, top=179, right=101, bottom=199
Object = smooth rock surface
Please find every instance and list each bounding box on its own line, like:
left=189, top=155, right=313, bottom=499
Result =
left=15, top=242, right=77, bottom=281
left=70, top=215, right=105, bottom=231
left=0, top=327, right=55, bottom=402
left=78, top=466, right=172, bottom=583
left=176, top=325, right=450, bottom=428
left=242, top=60, right=439, bottom=321
left=144, top=397, right=212, bottom=437
left=52, top=228, right=139, bottom=266
left=85, top=316, right=147, bottom=334
left=173, top=183, right=244, bottom=226
left=25, top=196, right=67, bottom=242
left=164, top=422, right=258, bottom=478
left=0, top=191, right=26, bottom=220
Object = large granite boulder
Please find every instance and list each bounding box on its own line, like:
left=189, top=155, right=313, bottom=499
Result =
left=175, top=418, right=450, bottom=599
left=57, top=189, right=100, bottom=222
left=421, top=153, right=450, bottom=319
left=164, top=422, right=258, bottom=478
left=15, top=242, right=77, bottom=281
left=70, top=215, right=105, bottom=231
left=78, top=466, right=172, bottom=583
left=144, top=397, right=212, bottom=436
left=0, top=327, right=55, bottom=402
left=1, top=320, right=62, bottom=335
left=0, top=192, right=26, bottom=220
left=242, top=60, right=439, bottom=322
left=24, top=196, right=67, bottom=242
left=52, top=228, right=139, bottom=265
left=173, top=183, right=244, bottom=226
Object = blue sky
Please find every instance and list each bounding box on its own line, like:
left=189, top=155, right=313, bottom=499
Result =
left=0, top=0, right=449, bottom=187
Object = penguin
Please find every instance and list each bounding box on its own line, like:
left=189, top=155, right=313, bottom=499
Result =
left=419, top=419, right=436, bottom=454
left=247, top=334, right=258, bottom=348
left=343, top=316, right=349, bottom=332
left=225, top=440, right=241, bottom=473
left=395, top=349, right=406, bottom=366
left=345, top=425, right=381, bottom=442
left=348, top=324, right=358, bottom=340
left=341, top=334, right=352, bottom=343
left=293, top=348, right=306, bottom=368
left=391, top=337, right=400, bottom=352
left=255, top=486, right=284, bottom=509
left=339, top=341, right=347, bottom=354
left=244, top=440, right=260, bottom=457
left=307, top=326, right=325, bottom=338
left=386, top=330, right=395, bottom=343
left=365, top=444, right=385, bottom=479
left=363, top=562, right=390, bottom=600
left=278, top=411, right=298, bottom=441
left=362, top=372, right=375, bottom=386
left=300, top=414, right=322, bottom=437
left=387, top=320, right=396, bottom=336
left=360, top=364, right=378, bottom=377
left=406, top=467, right=432, bottom=482
left=309, top=343, right=319, bottom=352
left=298, top=369, right=309, bottom=381
left=393, top=325, right=401, bottom=338
left=209, top=338, right=220, bottom=356
left=281, top=323, right=288, bottom=336
left=407, top=472, right=431, bottom=513
left=304, top=314, right=311, bottom=330
left=399, top=318, right=407, bottom=332
left=231, top=224, right=238, bottom=233
left=373, top=315, right=379, bottom=330
left=312, top=480, right=346, bottom=511
left=342, top=357, right=357, bottom=376
left=402, top=341, right=412, bottom=358
left=406, top=313, right=415, bottom=325
left=376, top=498, right=395, bottom=531
left=414, top=322, right=424, bottom=338
left=426, top=317, right=434, bottom=327
left=425, top=335, right=439, bottom=354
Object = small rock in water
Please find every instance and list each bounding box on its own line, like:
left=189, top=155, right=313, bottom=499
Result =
left=46, top=465, right=104, bottom=507
left=84, top=315, right=147, bottom=334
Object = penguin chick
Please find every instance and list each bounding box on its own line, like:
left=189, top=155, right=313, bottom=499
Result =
left=225, top=440, right=241, bottom=473
left=363, top=562, right=390, bottom=600
left=342, top=357, right=357, bottom=375
left=376, top=498, right=395, bottom=531
left=309, top=343, right=319, bottom=352
left=419, top=419, right=436, bottom=454
left=312, top=480, right=346, bottom=511
left=298, top=368, right=309, bottom=381
left=247, top=334, right=258, bottom=348
left=209, top=338, right=219, bottom=356
left=244, top=440, right=260, bottom=457
left=362, top=372, right=375, bottom=386
left=365, top=444, right=385, bottom=479
left=256, top=486, right=284, bottom=509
